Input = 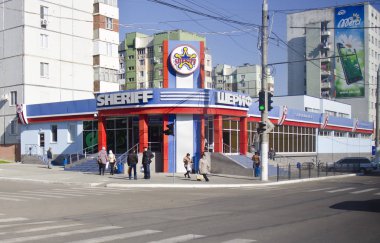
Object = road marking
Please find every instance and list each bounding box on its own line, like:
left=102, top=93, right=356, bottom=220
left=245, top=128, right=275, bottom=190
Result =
left=0, top=197, right=24, bottom=202
left=0, top=193, right=43, bottom=200
left=222, top=239, right=257, bottom=243
left=350, top=188, right=378, bottom=194
left=0, top=226, right=122, bottom=243
left=0, top=217, right=28, bottom=223
left=308, top=187, right=335, bottom=192
left=68, top=229, right=161, bottom=243
left=52, top=189, right=119, bottom=196
left=1, top=223, right=83, bottom=235
left=19, top=191, right=66, bottom=198
left=327, top=187, right=355, bottom=193
left=28, top=191, right=86, bottom=197
left=147, top=234, right=205, bottom=243
left=375, top=193, right=380, bottom=196
left=0, top=221, right=55, bottom=229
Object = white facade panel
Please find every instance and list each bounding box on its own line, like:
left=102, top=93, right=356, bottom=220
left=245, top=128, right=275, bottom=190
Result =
left=176, top=115, right=194, bottom=173
left=3, top=27, right=23, bottom=58
left=72, top=36, right=93, bottom=64
left=98, top=29, right=119, bottom=44
left=1, top=0, right=23, bottom=29
left=0, top=57, right=23, bottom=87
left=93, top=41, right=118, bottom=58
left=98, top=81, right=119, bottom=92
left=318, top=136, right=371, bottom=156
left=98, top=55, right=119, bottom=69
left=98, top=3, right=119, bottom=19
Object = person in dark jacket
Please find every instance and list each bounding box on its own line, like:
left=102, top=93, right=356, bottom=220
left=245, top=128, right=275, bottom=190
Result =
left=127, top=149, right=138, bottom=180
left=142, top=147, right=154, bottom=179
left=46, top=147, right=52, bottom=169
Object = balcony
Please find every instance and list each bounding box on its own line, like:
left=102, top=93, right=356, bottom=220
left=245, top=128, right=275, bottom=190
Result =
left=320, top=42, right=331, bottom=50
left=320, top=57, right=331, bottom=63
left=321, top=82, right=331, bottom=90
left=321, top=30, right=331, bottom=36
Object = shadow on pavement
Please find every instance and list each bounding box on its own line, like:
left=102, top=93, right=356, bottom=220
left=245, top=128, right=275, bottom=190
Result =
left=330, top=199, right=380, bottom=213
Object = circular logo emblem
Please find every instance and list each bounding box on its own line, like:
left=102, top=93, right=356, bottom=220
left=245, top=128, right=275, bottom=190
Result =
left=170, top=45, right=200, bottom=75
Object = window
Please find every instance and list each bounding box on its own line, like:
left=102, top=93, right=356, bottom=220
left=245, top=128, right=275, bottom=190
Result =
left=128, top=55, right=134, bottom=59
left=158, top=69, right=163, bottom=76
left=139, top=83, right=144, bottom=89
left=128, top=77, right=134, bottom=82
left=40, top=62, right=49, bottom=78
left=10, top=120, right=17, bottom=135
left=40, top=34, right=48, bottom=48
left=159, top=81, right=163, bottom=88
left=106, top=43, right=112, bottom=56
left=106, top=17, right=113, bottom=30
left=68, top=124, right=76, bottom=143
left=10, top=91, right=17, bottom=106
left=137, top=48, right=145, bottom=55
left=128, top=66, right=134, bottom=71
left=158, top=46, right=163, bottom=53
left=140, top=71, right=144, bottom=77
left=147, top=46, right=153, bottom=57
left=139, top=60, right=145, bottom=65
left=40, top=6, right=48, bottom=19
left=51, top=125, right=57, bottom=143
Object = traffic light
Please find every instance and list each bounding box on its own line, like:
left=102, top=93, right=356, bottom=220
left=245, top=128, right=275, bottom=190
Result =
left=257, top=121, right=267, bottom=134
left=268, top=92, right=274, bottom=111
left=258, top=91, right=265, bottom=111
left=163, top=123, right=174, bottom=136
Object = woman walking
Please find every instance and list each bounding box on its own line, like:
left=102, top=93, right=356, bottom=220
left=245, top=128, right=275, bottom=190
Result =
left=199, top=152, right=210, bottom=182
left=183, top=153, right=192, bottom=179
left=108, top=150, right=116, bottom=175
left=97, top=147, right=108, bottom=176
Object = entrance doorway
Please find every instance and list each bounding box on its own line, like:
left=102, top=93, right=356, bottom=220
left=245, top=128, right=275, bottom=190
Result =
left=222, top=117, right=240, bottom=154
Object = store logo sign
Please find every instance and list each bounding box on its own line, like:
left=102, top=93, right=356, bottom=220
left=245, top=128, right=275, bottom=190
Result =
left=97, top=90, right=153, bottom=107
left=216, top=91, right=252, bottom=108
left=170, top=45, right=199, bottom=75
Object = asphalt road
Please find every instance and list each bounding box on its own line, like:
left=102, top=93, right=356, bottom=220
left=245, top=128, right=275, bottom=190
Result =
left=0, top=176, right=379, bottom=243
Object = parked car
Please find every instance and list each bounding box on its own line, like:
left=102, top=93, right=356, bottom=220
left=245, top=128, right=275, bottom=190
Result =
left=328, top=157, right=376, bottom=174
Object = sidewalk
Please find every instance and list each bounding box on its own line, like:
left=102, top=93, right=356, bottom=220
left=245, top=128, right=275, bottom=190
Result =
left=0, top=163, right=356, bottom=188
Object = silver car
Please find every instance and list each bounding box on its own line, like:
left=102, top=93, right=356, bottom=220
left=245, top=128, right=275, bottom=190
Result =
left=331, top=157, right=376, bottom=174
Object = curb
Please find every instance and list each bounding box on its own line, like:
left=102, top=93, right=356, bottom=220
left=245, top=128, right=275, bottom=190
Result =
left=105, top=174, right=357, bottom=188
left=0, top=177, right=102, bottom=187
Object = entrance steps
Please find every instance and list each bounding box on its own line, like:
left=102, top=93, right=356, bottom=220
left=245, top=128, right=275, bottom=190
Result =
left=210, top=153, right=283, bottom=177
left=64, top=159, right=101, bottom=173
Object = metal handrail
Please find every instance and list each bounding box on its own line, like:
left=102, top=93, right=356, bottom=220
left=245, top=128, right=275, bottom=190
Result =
left=67, top=143, right=98, bottom=164
left=223, top=143, right=239, bottom=154
left=116, top=143, right=140, bottom=166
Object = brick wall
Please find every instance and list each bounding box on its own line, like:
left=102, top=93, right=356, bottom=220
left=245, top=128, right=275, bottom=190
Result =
left=0, top=144, right=20, bottom=162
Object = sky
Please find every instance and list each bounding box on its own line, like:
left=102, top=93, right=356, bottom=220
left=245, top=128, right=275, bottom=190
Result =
left=118, top=0, right=380, bottom=95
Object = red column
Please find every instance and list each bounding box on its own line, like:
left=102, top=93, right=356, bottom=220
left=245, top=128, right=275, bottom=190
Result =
left=97, top=115, right=107, bottom=152
left=139, top=114, right=148, bottom=153
left=162, top=115, right=169, bottom=172
left=240, top=116, right=248, bottom=155
left=200, top=41, right=205, bottom=89
left=200, top=115, right=205, bottom=154
left=214, top=115, right=223, bottom=153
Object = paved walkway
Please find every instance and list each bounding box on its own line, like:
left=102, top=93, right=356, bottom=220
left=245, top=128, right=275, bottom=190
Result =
left=0, top=163, right=357, bottom=188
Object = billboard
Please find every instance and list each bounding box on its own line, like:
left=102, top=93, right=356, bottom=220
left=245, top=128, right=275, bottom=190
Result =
left=334, top=5, right=365, bottom=98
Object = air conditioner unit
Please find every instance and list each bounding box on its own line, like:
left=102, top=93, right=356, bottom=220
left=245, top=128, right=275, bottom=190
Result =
left=40, top=18, right=48, bottom=27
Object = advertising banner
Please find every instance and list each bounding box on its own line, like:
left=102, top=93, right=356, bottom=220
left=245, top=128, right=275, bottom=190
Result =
left=334, top=5, right=365, bottom=98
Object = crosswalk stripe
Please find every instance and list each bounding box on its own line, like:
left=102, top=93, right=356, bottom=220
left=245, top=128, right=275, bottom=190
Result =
left=221, top=239, right=257, bottom=243
left=19, top=192, right=66, bottom=198
left=327, top=188, right=355, bottom=193
left=0, top=197, right=24, bottom=202
left=27, top=191, right=86, bottom=197
left=0, top=223, right=83, bottom=235
left=52, top=189, right=119, bottom=196
left=0, top=217, right=28, bottom=223
left=0, top=221, right=55, bottom=229
left=147, top=234, right=205, bottom=243
left=351, top=188, right=378, bottom=194
left=0, top=225, right=122, bottom=243
left=375, top=193, right=380, bottom=195
left=0, top=193, right=43, bottom=200
left=68, top=229, right=161, bottom=243
left=308, top=187, right=335, bottom=192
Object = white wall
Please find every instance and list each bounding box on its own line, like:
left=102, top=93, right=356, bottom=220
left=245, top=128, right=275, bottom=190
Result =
left=317, top=136, right=372, bottom=154
left=98, top=3, right=119, bottom=19
left=176, top=115, right=194, bottom=172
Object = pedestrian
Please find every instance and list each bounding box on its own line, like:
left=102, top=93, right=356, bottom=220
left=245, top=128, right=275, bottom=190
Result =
left=142, top=147, right=154, bottom=179
left=183, top=153, right=192, bottom=179
left=108, top=150, right=116, bottom=175
left=127, top=149, right=138, bottom=180
left=46, top=147, right=52, bottom=169
left=269, top=147, right=276, bottom=161
left=252, top=152, right=261, bottom=177
left=199, top=152, right=210, bottom=182
left=97, top=146, right=108, bottom=176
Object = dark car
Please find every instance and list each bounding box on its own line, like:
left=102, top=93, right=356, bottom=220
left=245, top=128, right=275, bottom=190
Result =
left=329, top=157, right=375, bottom=174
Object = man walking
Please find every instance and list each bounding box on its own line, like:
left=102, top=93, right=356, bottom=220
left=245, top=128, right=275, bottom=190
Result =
left=127, top=149, right=138, bottom=180
left=46, top=147, right=53, bottom=169
left=97, top=147, right=108, bottom=175
left=142, top=147, right=154, bottom=179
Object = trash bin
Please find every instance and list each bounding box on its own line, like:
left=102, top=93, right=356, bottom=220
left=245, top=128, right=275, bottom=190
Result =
left=63, top=158, right=68, bottom=166
left=296, top=162, right=301, bottom=169
left=117, top=162, right=124, bottom=174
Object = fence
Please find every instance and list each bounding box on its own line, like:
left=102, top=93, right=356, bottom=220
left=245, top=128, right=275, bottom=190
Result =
left=274, top=162, right=367, bottom=182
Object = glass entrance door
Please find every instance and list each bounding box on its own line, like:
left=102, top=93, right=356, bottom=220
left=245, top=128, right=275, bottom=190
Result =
left=222, top=117, right=240, bottom=154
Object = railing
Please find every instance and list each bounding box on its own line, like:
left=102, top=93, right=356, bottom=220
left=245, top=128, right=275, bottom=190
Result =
left=116, top=143, right=139, bottom=168
left=23, top=144, right=46, bottom=163
left=67, top=144, right=98, bottom=164
left=223, top=143, right=239, bottom=155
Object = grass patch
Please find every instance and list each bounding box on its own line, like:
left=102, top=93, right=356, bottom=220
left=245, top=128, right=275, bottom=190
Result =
left=0, top=160, right=11, bottom=164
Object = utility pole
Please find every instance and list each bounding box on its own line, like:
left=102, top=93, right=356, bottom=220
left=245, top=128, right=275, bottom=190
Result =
left=376, top=67, right=380, bottom=167
left=260, top=0, right=269, bottom=181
